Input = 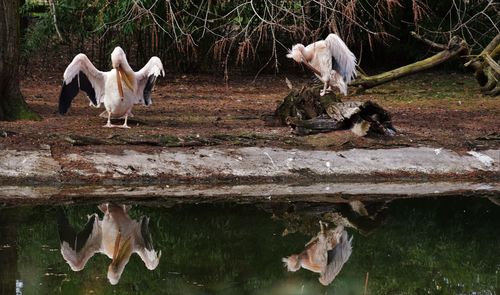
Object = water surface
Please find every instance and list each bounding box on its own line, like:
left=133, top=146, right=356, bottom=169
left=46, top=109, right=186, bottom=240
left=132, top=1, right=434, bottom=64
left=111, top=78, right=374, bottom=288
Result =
left=1, top=196, right=499, bottom=294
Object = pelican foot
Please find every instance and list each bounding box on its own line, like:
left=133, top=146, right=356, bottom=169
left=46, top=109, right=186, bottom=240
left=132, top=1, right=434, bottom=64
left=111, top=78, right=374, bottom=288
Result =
left=103, top=123, right=119, bottom=128
left=119, top=124, right=131, bottom=129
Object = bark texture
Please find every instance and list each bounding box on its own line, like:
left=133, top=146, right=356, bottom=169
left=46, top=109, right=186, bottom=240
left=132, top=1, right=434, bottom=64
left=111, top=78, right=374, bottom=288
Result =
left=464, top=34, right=500, bottom=96
left=351, top=33, right=499, bottom=96
left=350, top=36, right=470, bottom=92
left=275, top=85, right=395, bottom=136
left=0, top=0, right=39, bottom=120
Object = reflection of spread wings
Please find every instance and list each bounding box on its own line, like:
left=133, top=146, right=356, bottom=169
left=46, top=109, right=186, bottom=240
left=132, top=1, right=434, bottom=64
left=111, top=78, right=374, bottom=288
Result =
left=319, top=230, right=353, bottom=286
left=58, top=212, right=102, bottom=271
left=134, top=216, right=161, bottom=270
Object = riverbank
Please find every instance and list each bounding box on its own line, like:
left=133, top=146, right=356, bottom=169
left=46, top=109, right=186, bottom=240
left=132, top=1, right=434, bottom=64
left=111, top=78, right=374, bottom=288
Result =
left=0, top=146, right=497, bottom=185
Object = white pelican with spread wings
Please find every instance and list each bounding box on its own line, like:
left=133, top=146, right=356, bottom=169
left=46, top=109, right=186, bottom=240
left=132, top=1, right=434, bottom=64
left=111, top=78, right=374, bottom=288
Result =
left=282, top=222, right=353, bottom=286
left=58, top=203, right=161, bottom=285
left=58, top=46, right=164, bottom=128
left=287, top=33, right=357, bottom=96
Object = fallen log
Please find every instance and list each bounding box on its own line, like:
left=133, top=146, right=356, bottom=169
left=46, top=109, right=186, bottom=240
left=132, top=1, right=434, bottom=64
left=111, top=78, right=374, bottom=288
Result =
left=350, top=36, right=469, bottom=92
left=465, top=33, right=500, bottom=94
left=275, top=85, right=395, bottom=136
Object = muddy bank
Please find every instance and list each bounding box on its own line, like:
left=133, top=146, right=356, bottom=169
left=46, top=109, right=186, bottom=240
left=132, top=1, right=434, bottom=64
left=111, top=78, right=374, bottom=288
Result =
left=0, top=146, right=497, bottom=185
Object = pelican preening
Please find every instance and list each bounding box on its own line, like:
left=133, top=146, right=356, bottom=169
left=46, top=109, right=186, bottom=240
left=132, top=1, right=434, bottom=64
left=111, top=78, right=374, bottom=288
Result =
left=57, top=203, right=161, bottom=285
left=287, top=33, right=357, bottom=96
left=59, top=47, right=164, bottom=128
left=282, top=222, right=352, bottom=286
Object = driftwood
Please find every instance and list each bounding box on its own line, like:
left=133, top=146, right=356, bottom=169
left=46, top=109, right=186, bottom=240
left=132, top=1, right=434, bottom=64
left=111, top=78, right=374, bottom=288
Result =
left=351, top=35, right=470, bottom=92
left=464, top=34, right=500, bottom=96
left=351, top=32, right=499, bottom=96
left=275, top=85, right=395, bottom=136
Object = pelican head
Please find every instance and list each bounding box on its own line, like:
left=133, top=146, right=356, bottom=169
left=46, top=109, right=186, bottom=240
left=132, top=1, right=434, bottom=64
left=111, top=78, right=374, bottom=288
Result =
left=286, top=44, right=306, bottom=63
left=282, top=255, right=301, bottom=272
left=110, top=46, right=135, bottom=97
left=111, top=46, right=127, bottom=68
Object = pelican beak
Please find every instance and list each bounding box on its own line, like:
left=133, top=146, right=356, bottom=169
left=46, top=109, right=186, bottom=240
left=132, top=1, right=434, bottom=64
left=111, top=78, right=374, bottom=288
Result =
left=115, top=66, right=135, bottom=98
left=111, top=233, right=132, bottom=268
left=116, top=66, right=124, bottom=98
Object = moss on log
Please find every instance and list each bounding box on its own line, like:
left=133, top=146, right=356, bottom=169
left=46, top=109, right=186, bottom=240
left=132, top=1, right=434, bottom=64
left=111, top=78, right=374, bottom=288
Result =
left=275, top=85, right=341, bottom=125
left=351, top=36, right=469, bottom=92
left=275, top=85, right=395, bottom=136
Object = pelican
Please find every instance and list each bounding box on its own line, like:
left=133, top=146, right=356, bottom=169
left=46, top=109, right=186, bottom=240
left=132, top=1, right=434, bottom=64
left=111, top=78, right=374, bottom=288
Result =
left=282, top=222, right=352, bottom=286
left=58, top=47, right=165, bottom=128
left=57, top=203, right=161, bottom=285
left=287, top=33, right=357, bottom=96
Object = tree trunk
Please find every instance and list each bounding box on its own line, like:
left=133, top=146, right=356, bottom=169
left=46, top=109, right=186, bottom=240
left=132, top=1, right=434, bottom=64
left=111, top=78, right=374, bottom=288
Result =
left=0, top=209, right=19, bottom=295
left=350, top=36, right=469, bottom=92
left=0, top=0, right=40, bottom=120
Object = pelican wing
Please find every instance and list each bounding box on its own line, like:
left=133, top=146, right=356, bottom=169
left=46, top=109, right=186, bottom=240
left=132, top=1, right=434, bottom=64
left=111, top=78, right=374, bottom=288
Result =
left=58, top=212, right=102, bottom=271
left=135, top=56, right=165, bottom=106
left=134, top=216, right=161, bottom=270
left=59, top=54, right=105, bottom=114
left=319, top=230, right=353, bottom=286
left=325, top=34, right=357, bottom=84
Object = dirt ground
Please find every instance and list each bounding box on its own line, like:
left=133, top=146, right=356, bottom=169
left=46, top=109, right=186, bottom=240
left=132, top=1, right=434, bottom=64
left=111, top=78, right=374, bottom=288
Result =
left=0, top=68, right=498, bottom=157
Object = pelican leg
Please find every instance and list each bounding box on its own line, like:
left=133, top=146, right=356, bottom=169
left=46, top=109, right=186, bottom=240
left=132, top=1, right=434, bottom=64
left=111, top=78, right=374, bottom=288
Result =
left=103, top=111, right=117, bottom=128
left=120, top=115, right=131, bottom=129
left=319, top=220, right=325, bottom=233
left=120, top=108, right=132, bottom=129
left=320, top=81, right=329, bottom=96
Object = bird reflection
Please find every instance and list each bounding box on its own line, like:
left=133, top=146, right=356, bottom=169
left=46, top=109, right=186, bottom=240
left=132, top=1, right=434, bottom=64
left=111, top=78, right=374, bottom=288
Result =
left=282, top=221, right=352, bottom=286
left=57, top=203, right=161, bottom=285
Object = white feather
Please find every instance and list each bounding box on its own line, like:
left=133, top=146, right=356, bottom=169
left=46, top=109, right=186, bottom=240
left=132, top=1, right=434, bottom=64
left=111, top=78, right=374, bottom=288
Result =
left=286, top=33, right=357, bottom=96
left=60, top=47, right=164, bottom=125
left=63, top=54, right=105, bottom=106
left=325, top=34, right=357, bottom=84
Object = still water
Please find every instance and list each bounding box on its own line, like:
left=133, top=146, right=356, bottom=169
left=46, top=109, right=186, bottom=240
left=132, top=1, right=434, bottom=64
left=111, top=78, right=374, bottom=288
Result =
left=0, top=196, right=499, bottom=294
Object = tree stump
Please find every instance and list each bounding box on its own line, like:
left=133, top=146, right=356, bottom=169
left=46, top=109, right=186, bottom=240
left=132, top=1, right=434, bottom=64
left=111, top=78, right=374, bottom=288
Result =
left=275, top=85, right=396, bottom=136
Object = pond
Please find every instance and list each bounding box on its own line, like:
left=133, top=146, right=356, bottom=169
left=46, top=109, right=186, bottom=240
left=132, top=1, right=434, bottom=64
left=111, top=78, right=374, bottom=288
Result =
left=0, top=195, right=499, bottom=294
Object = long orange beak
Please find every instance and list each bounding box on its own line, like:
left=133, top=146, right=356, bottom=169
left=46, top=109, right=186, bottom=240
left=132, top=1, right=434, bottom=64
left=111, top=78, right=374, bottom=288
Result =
left=116, top=66, right=135, bottom=98
left=116, top=67, right=124, bottom=98
left=111, top=232, right=132, bottom=267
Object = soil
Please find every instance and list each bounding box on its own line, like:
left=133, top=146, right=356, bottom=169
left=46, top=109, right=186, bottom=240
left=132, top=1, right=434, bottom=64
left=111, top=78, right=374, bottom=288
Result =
left=0, top=65, right=499, bottom=159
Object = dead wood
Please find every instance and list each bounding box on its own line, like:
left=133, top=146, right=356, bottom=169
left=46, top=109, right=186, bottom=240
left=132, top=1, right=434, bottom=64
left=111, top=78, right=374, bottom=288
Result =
left=350, top=36, right=469, bottom=92
left=275, top=85, right=395, bottom=136
left=410, top=31, right=447, bottom=51
left=350, top=32, right=498, bottom=96
left=463, top=33, right=500, bottom=95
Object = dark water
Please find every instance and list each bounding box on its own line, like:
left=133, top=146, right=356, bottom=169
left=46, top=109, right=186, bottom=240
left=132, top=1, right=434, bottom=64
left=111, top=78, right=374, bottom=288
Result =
left=0, top=196, right=499, bottom=295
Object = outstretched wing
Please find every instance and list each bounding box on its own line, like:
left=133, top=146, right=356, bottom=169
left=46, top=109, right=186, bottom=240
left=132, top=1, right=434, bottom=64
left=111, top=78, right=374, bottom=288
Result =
left=58, top=211, right=102, bottom=271
left=319, top=230, right=353, bottom=286
left=325, top=33, right=357, bottom=84
left=59, top=54, right=106, bottom=114
left=134, top=216, right=161, bottom=270
left=135, top=56, right=165, bottom=106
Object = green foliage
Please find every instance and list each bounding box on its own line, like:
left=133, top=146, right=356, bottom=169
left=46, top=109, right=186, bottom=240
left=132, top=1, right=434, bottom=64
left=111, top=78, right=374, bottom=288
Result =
left=20, top=0, right=498, bottom=72
left=21, top=16, right=54, bottom=60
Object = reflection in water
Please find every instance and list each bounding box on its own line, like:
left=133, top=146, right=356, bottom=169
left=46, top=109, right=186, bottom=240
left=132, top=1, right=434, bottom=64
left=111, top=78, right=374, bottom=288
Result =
left=489, top=196, right=500, bottom=206
left=269, top=200, right=388, bottom=238
left=1, top=196, right=498, bottom=294
left=283, top=221, right=352, bottom=286
left=57, top=203, right=161, bottom=285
